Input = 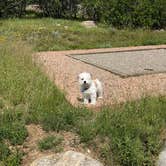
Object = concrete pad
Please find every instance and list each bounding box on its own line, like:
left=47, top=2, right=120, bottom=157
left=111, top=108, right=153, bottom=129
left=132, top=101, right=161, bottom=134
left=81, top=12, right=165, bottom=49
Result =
left=70, top=49, right=166, bottom=77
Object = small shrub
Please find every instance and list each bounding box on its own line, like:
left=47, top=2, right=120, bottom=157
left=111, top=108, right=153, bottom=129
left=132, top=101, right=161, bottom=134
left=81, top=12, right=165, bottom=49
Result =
left=38, top=135, right=63, bottom=152
left=0, top=142, right=10, bottom=161
left=1, top=149, right=23, bottom=166
left=0, top=109, right=28, bottom=145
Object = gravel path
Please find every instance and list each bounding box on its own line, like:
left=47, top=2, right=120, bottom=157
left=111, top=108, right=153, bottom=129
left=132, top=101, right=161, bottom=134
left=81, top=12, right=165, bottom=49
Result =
left=35, top=45, right=166, bottom=107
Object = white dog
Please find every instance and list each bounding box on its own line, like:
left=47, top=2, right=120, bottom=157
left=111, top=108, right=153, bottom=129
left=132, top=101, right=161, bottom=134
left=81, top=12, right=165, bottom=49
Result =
left=78, top=72, right=103, bottom=105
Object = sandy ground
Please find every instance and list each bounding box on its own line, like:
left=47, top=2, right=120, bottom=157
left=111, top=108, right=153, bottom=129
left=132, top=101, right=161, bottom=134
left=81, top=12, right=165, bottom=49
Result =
left=35, top=45, right=166, bottom=107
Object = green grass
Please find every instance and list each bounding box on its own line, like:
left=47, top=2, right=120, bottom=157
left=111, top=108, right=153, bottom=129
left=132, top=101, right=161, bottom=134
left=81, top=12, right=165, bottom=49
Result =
left=38, top=135, right=63, bottom=152
left=0, top=18, right=166, bottom=51
left=0, top=18, right=166, bottom=165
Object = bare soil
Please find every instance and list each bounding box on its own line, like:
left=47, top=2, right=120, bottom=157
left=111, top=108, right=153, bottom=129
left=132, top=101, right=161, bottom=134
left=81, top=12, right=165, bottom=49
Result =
left=35, top=45, right=166, bottom=107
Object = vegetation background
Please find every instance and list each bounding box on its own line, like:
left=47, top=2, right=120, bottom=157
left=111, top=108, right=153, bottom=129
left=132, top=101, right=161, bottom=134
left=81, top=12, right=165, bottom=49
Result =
left=0, top=0, right=166, bottom=28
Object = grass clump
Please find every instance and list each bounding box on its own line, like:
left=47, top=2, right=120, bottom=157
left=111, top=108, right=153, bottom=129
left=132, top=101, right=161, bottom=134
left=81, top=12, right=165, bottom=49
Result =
left=0, top=143, right=10, bottom=161
left=0, top=137, right=23, bottom=165
left=0, top=99, right=4, bottom=109
left=0, top=149, right=23, bottom=166
left=38, top=135, right=63, bottom=152
left=0, top=108, right=28, bottom=145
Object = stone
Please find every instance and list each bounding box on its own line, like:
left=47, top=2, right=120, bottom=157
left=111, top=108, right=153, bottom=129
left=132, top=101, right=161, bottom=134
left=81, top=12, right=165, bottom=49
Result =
left=64, top=26, right=68, bottom=30
left=157, top=144, right=166, bottom=166
left=30, top=151, right=103, bottom=166
left=81, top=21, right=97, bottom=28
left=26, top=4, right=42, bottom=13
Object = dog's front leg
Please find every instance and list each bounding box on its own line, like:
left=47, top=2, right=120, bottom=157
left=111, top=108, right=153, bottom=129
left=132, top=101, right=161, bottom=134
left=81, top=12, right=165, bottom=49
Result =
left=91, top=93, right=97, bottom=105
left=84, top=98, right=89, bottom=104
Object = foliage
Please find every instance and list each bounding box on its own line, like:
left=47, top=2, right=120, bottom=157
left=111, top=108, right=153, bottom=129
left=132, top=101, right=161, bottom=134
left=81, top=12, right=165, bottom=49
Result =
left=0, top=149, right=23, bottom=166
left=0, top=143, right=10, bottom=161
left=39, top=0, right=80, bottom=18
left=81, top=0, right=166, bottom=28
left=38, top=135, right=63, bottom=151
left=0, top=0, right=26, bottom=18
left=0, top=109, right=28, bottom=145
left=1, top=0, right=165, bottom=28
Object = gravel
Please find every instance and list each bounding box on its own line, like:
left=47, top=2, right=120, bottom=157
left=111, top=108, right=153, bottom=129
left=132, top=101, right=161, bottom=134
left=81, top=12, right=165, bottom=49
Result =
left=35, top=45, right=166, bottom=107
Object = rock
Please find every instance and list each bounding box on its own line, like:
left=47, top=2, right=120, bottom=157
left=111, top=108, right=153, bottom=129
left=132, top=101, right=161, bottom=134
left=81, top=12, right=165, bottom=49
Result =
left=160, top=29, right=165, bottom=32
left=155, top=29, right=165, bottom=32
left=157, top=144, right=166, bottom=166
left=31, top=151, right=103, bottom=166
left=26, top=4, right=42, bottom=13
left=81, top=21, right=97, bottom=28
left=64, top=26, right=68, bottom=30
left=31, top=154, right=60, bottom=166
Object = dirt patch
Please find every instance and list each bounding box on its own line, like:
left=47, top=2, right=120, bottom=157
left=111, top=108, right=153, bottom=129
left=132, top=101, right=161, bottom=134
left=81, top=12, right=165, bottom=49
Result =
left=21, top=125, right=96, bottom=166
left=35, top=45, right=166, bottom=107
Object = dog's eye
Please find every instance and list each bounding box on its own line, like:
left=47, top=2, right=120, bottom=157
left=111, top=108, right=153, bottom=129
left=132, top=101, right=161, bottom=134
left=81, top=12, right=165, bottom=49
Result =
left=81, top=78, right=84, bottom=80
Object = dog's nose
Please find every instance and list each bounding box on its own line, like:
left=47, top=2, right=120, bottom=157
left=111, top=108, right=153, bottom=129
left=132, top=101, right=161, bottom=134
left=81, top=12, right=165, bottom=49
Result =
left=84, top=81, right=86, bottom=84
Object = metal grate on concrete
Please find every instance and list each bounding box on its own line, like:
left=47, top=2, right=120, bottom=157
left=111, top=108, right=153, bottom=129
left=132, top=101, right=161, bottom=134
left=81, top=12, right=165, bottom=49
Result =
left=69, top=49, right=166, bottom=77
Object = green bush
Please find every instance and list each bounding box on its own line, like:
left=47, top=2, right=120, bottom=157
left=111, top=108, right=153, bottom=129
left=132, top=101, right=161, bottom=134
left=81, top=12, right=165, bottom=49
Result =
left=1, top=0, right=165, bottom=28
left=0, top=0, right=26, bottom=18
left=81, top=0, right=166, bottom=28
left=39, top=0, right=80, bottom=18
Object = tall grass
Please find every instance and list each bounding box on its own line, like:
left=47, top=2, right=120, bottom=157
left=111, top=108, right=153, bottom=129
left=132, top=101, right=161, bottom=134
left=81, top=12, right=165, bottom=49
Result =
left=0, top=18, right=166, bottom=51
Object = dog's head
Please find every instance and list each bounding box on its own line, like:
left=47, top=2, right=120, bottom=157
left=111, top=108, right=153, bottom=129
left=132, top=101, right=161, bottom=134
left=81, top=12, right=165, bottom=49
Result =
left=78, top=72, right=92, bottom=91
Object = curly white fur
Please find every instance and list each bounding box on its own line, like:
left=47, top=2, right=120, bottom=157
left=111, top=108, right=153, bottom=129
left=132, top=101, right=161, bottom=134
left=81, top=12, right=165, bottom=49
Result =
left=78, top=72, right=103, bottom=105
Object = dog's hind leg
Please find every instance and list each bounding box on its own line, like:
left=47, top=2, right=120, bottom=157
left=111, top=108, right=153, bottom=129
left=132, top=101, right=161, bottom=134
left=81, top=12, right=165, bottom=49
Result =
left=96, top=80, right=103, bottom=99
left=98, top=87, right=103, bottom=99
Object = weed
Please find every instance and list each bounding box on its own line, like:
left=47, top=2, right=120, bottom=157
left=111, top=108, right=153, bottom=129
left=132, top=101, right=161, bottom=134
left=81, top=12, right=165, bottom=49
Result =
left=0, top=99, right=4, bottom=109
left=38, top=135, right=63, bottom=152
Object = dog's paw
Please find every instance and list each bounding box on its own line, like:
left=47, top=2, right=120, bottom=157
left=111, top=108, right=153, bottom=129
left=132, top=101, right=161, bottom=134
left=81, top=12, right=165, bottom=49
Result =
left=83, top=99, right=89, bottom=104
left=91, top=101, right=96, bottom=105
